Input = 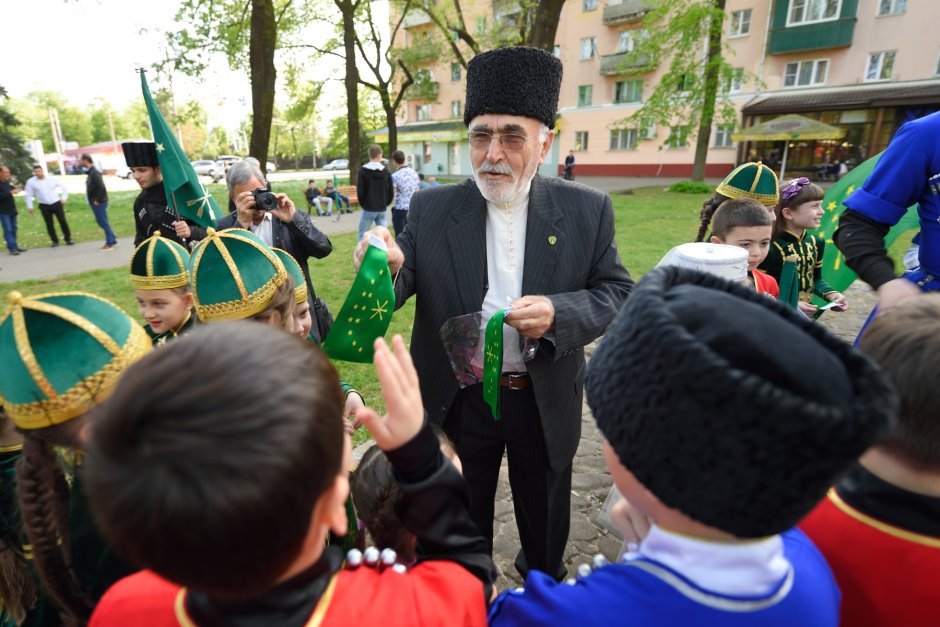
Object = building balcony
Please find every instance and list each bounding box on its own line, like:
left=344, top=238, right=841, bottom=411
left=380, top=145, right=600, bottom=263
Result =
left=767, top=18, right=856, bottom=54
left=402, top=9, right=432, bottom=28
left=602, top=0, right=651, bottom=26
left=398, top=44, right=438, bottom=66
left=599, top=51, right=651, bottom=75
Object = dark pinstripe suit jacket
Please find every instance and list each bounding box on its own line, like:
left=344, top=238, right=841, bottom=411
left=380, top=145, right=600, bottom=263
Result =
left=394, top=175, right=633, bottom=471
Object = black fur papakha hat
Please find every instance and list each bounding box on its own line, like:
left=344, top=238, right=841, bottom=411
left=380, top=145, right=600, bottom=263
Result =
left=463, top=46, right=562, bottom=130
left=122, top=141, right=159, bottom=168
left=586, top=267, right=897, bottom=538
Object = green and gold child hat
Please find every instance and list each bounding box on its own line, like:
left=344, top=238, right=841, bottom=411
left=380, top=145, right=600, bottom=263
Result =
left=189, top=228, right=288, bottom=322
left=0, top=291, right=151, bottom=430
left=271, top=248, right=307, bottom=305
left=715, top=161, right=780, bottom=206
left=129, top=233, right=191, bottom=291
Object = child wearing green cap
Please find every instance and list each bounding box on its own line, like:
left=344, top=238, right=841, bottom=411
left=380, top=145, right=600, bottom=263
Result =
left=130, top=233, right=196, bottom=346
left=0, top=290, right=152, bottom=624
left=696, top=161, right=780, bottom=242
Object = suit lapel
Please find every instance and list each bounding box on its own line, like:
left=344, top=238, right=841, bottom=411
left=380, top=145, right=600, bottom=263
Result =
left=446, top=183, right=488, bottom=312
left=522, top=176, right=564, bottom=296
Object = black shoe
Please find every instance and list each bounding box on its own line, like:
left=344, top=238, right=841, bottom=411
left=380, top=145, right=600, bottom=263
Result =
left=10, top=250, right=19, bottom=256
left=66, top=240, right=75, bottom=245
left=51, top=242, right=59, bottom=248
left=15, top=247, right=27, bottom=252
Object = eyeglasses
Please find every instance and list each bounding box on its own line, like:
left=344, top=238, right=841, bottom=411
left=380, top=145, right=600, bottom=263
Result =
left=468, top=132, right=530, bottom=151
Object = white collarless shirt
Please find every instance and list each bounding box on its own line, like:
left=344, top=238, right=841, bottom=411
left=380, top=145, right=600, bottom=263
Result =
left=24, top=176, right=68, bottom=209
left=475, top=184, right=531, bottom=373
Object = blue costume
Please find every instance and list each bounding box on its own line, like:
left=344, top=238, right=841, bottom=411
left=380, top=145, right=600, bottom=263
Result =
left=488, top=527, right=839, bottom=627
left=835, top=110, right=940, bottom=339
left=837, top=110, right=940, bottom=294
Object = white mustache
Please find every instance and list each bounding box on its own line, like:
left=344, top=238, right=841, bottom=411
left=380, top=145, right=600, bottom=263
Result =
left=477, top=162, right=513, bottom=175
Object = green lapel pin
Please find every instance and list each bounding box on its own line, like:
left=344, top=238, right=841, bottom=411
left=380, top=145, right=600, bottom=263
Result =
left=548, top=235, right=557, bottom=245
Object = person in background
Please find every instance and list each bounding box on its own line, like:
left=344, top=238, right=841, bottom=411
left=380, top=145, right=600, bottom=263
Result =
left=418, top=173, right=430, bottom=190
left=563, top=150, right=574, bottom=181
left=0, top=165, right=26, bottom=255
left=356, top=144, right=393, bottom=241
left=24, top=164, right=72, bottom=247
left=325, top=179, right=352, bottom=218
left=80, top=154, right=117, bottom=251
left=390, top=150, right=420, bottom=237
left=125, top=141, right=207, bottom=249
left=305, top=179, right=334, bottom=217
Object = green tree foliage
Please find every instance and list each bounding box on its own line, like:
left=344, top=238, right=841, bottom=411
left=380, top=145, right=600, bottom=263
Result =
left=613, top=0, right=752, bottom=180
left=163, top=0, right=323, bottom=169
left=0, top=85, right=33, bottom=183
left=322, top=89, right=384, bottom=163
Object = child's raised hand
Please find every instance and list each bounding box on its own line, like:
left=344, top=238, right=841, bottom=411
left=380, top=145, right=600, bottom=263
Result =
left=827, top=292, right=848, bottom=312
left=356, top=335, right=424, bottom=452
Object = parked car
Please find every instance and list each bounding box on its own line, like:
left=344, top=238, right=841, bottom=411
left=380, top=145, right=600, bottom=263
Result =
left=191, top=160, right=219, bottom=176
left=322, top=159, right=349, bottom=171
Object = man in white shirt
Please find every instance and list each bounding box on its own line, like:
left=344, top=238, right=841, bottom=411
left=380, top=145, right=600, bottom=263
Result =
left=24, top=165, right=73, bottom=247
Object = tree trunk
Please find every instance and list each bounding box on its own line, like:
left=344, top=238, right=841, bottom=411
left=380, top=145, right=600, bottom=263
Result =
left=337, top=0, right=362, bottom=182
left=382, top=92, right=398, bottom=154
left=691, top=0, right=726, bottom=182
left=525, top=0, right=566, bottom=51
left=249, top=0, right=277, bottom=171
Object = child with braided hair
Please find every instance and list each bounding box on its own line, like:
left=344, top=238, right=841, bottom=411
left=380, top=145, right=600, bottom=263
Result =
left=695, top=162, right=779, bottom=242
left=353, top=428, right=462, bottom=564
left=759, top=178, right=848, bottom=317
left=0, top=291, right=152, bottom=624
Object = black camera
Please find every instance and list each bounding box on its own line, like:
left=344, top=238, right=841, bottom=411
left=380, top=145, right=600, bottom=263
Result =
left=251, top=188, right=279, bottom=212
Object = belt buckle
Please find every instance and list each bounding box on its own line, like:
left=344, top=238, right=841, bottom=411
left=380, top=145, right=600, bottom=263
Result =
left=504, top=372, right=528, bottom=390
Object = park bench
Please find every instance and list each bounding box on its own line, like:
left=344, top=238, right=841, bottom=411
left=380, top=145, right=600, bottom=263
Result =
left=335, top=185, right=359, bottom=207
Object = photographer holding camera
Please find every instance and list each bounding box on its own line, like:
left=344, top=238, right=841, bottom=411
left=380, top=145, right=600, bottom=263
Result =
left=217, top=160, right=335, bottom=341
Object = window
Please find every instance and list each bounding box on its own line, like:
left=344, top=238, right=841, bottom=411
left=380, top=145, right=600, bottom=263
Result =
left=475, top=16, right=486, bottom=33
left=609, top=128, right=638, bottom=150
left=574, top=131, right=589, bottom=151
left=583, top=0, right=597, bottom=10
left=423, top=142, right=431, bottom=164
left=788, top=0, right=841, bottom=26
left=553, top=45, right=561, bottom=58
left=676, top=74, right=694, bottom=92
left=724, top=68, right=745, bottom=93
left=580, top=37, right=597, bottom=60
left=877, top=0, right=906, bottom=16
left=866, top=51, right=896, bottom=81
left=782, top=59, right=828, bottom=87
left=451, top=100, right=462, bottom=118
left=577, top=85, right=593, bottom=107
left=614, top=79, right=643, bottom=104
left=714, top=125, right=734, bottom=148
left=729, top=9, right=752, bottom=37
left=416, top=104, right=432, bottom=121
left=617, top=31, right=635, bottom=53
left=666, top=126, right=689, bottom=148
left=451, top=63, right=461, bottom=81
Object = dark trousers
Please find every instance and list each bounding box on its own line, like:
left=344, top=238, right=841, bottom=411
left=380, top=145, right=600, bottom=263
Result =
left=38, top=202, right=71, bottom=244
left=444, top=383, right=571, bottom=581
left=392, top=209, right=409, bottom=238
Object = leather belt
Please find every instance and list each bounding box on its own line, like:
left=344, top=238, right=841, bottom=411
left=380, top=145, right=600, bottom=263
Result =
left=498, top=372, right=531, bottom=390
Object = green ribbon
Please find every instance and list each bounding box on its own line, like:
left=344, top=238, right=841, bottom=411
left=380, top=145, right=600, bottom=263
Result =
left=483, top=308, right=508, bottom=421
left=778, top=259, right=800, bottom=309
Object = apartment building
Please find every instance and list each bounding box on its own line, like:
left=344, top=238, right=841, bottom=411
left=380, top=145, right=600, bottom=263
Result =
left=387, top=0, right=940, bottom=178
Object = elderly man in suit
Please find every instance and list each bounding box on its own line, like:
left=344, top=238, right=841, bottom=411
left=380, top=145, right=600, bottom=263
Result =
left=355, top=46, right=632, bottom=581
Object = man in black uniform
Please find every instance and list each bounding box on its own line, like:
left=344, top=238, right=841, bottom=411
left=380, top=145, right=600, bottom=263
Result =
left=123, top=141, right=207, bottom=249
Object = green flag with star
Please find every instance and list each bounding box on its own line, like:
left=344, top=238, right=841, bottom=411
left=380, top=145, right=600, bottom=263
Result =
left=482, top=308, right=508, bottom=421
left=140, top=70, right=222, bottom=228
left=322, top=237, right=395, bottom=363
left=813, top=152, right=919, bottom=301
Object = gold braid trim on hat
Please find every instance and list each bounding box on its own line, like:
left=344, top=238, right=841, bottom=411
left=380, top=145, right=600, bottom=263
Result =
left=1, top=322, right=151, bottom=430
left=195, top=272, right=287, bottom=322
left=295, top=284, right=309, bottom=305
left=213, top=237, right=250, bottom=301
left=130, top=271, right=191, bottom=291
